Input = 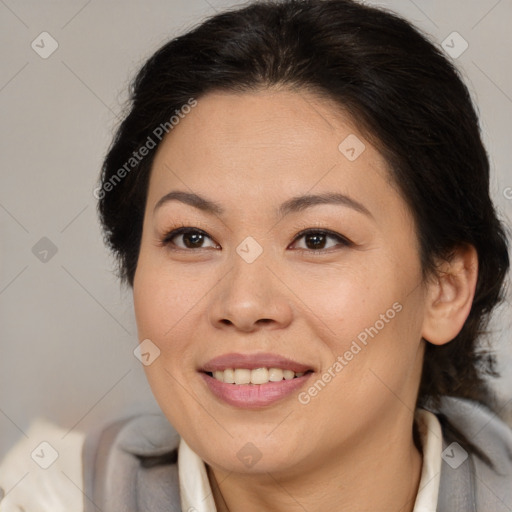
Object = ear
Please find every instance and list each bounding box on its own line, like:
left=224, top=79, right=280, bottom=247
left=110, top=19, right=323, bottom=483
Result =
left=422, top=244, right=478, bottom=346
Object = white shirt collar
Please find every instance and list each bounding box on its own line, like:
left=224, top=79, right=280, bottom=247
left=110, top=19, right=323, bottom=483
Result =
left=411, top=409, right=443, bottom=511
left=178, top=437, right=218, bottom=512
left=179, top=408, right=443, bottom=512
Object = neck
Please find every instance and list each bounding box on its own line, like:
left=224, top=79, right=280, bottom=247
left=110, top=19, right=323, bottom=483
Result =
left=208, top=412, right=423, bottom=512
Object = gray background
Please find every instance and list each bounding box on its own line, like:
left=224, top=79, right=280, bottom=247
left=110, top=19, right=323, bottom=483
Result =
left=1, top=0, right=511, bottom=460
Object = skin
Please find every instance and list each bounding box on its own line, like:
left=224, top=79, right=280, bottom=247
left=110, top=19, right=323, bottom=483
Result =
left=133, top=88, right=478, bottom=512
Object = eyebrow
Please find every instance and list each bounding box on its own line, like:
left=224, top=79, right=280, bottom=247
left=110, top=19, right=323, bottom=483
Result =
left=154, top=191, right=224, bottom=215
left=278, top=192, right=372, bottom=219
left=153, top=190, right=372, bottom=218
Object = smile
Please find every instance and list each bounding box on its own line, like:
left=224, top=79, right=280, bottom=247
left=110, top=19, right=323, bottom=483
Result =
left=200, top=353, right=314, bottom=408
left=208, top=368, right=306, bottom=385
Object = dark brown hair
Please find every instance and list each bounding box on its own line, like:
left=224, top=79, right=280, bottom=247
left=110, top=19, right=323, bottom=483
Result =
left=98, top=0, right=509, bottom=413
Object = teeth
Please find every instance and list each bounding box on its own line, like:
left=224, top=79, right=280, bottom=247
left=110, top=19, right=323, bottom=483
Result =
left=234, top=369, right=251, bottom=385
left=213, top=371, right=224, bottom=382
left=251, top=367, right=269, bottom=384
left=210, top=367, right=307, bottom=385
left=268, top=368, right=283, bottom=382
left=223, top=368, right=235, bottom=384
left=283, top=370, right=295, bottom=380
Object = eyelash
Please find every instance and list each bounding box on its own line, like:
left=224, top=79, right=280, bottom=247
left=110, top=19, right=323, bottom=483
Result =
left=291, top=227, right=353, bottom=251
left=160, top=226, right=353, bottom=252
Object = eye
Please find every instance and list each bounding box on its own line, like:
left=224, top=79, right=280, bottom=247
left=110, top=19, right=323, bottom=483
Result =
left=289, top=229, right=352, bottom=251
left=162, top=227, right=219, bottom=250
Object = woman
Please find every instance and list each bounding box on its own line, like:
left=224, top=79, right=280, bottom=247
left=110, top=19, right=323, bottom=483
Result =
left=2, top=0, right=511, bottom=510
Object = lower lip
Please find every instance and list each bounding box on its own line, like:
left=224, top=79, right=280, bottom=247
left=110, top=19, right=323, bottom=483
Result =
left=201, top=372, right=312, bottom=409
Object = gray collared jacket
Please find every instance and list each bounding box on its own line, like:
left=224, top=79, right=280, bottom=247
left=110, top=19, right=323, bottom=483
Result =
left=83, top=397, right=512, bottom=511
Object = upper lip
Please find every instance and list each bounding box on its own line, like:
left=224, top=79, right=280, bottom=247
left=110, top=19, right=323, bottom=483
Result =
left=201, top=353, right=313, bottom=373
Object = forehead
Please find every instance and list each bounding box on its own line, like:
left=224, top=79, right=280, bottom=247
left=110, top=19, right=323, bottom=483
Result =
left=147, top=88, right=393, bottom=211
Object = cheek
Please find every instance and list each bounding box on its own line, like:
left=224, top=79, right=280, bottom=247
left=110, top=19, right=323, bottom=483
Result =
left=133, top=254, right=205, bottom=341
left=299, top=296, right=425, bottom=437
left=294, top=260, right=405, bottom=350
left=300, top=256, right=425, bottom=399
left=132, top=263, right=203, bottom=424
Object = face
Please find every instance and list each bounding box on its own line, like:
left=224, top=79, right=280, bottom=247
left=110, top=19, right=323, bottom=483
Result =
left=133, top=88, right=429, bottom=476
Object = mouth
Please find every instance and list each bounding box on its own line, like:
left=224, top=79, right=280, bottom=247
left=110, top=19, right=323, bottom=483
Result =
left=199, top=353, right=314, bottom=408
left=204, top=367, right=311, bottom=385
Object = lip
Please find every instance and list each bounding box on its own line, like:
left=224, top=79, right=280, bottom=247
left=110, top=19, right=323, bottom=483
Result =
left=201, top=352, right=313, bottom=373
left=199, top=352, right=314, bottom=409
left=201, top=372, right=313, bottom=409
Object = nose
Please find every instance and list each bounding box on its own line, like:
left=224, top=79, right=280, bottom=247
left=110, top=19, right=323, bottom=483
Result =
left=208, top=250, right=294, bottom=333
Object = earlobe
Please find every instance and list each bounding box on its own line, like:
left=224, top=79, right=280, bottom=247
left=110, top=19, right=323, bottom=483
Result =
left=422, top=245, right=478, bottom=346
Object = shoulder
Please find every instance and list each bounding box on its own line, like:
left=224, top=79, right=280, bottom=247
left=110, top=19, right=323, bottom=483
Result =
left=82, top=412, right=182, bottom=512
left=0, top=418, right=85, bottom=511
left=435, top=396, right=512, bottom=512
left=0, top=413, right=182, bottom=512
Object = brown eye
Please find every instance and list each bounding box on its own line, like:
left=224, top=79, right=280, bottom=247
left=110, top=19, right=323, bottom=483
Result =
left=163, top=228, right=219, bottom=250
left=290, top=229, right=351, bottom=251
left=181, top=232, right=206, bottom=248
left=304, top=233, right=328, bottom=250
